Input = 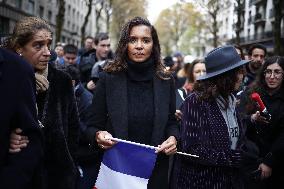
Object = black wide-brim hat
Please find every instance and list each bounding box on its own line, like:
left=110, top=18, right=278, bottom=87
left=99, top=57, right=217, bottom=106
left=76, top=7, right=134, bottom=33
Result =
left=197, top=45, right=250, bottom=80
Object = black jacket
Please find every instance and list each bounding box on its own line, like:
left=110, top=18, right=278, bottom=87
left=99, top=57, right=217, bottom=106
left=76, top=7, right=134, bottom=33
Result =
left=0, top=48, right=43, bottom=189
left=40, top=66, right=79, bottom=189
left=238, top=88, right=284, bottom=182
left=86, top=71, right=179, bottom=188
left=79, top=49, right=113, bottom=84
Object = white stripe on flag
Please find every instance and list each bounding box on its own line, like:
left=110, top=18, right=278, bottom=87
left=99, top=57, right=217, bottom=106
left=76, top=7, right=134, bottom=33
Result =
left=94, top=142, right=157, bottom=189
left=95, top=163, right=148, bottom=189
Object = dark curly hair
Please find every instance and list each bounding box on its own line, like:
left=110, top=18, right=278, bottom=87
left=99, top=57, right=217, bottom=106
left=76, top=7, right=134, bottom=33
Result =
left=104, top=17, right=169, bottom=78
left=194, top=66, right=243, bottom=104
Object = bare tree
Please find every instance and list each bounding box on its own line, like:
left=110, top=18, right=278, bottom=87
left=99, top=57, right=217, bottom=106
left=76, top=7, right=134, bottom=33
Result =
left=95, top=1, right=105, bottom=35
left=207, top=0, right=221, bottom=48
left=111, top=0, right=147, bottom=44
left=273, top=0, right=284, bottom=55
left=235, top=0, right=245, bottom=45
left=104, top=0, right=113, bottom=33
left=55, top=0, right=65, bottom=43
left=80, top=0, right=93, bottom=47
left=195, top=0, right=229, bottom=48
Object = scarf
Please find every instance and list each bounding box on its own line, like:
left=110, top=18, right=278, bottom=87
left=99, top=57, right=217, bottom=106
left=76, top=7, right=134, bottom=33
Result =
left=35, top=65, right=49, bottom=93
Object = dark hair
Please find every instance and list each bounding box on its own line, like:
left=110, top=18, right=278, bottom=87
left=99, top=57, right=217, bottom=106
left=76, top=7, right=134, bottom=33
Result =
left=163, top=56, right=174, bottom=67
left=63, top=44, right=78, bottom=55
left=2, top=16, right=51, bottom=51
left=251, top=56, right=284, bottom=92
left=85, top=36, right=94, bottom=41
left=234, top=45, right=245, bottom=59
left=194, top=66, right=242, bottom=103
left=64, top=65, right=81, bottom=85
left=94, top=33, right=109, bottom=45
left=248, top=43, right=267, bottom=56
left=104, top=17, right=167, bottom=78
left=187, top=58, right=205, bottom=83
left=243, top=56, right=284, bottom=115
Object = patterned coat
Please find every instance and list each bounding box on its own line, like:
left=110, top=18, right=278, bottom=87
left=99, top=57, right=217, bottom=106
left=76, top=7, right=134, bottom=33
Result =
left=172, top=92, right=245, bottom=189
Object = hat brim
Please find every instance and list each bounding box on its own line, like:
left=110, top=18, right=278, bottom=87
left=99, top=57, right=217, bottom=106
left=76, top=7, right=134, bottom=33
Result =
left=196, top=59, right=250, bottom=81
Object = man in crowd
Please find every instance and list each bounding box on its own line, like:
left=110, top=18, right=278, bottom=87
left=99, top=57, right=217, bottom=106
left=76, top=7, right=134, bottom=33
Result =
left=243, top=43, right=267, bottom=89
left=78, top=36, right=94, bottom=57
left=79, top=32, right=113, bottom=91
left=56, top=44, right=78, bottom=70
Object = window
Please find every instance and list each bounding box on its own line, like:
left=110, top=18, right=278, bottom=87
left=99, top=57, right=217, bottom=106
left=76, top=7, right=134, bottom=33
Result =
left=39, top=6, right=44, bottom=18
left=68, top=5, right=71, bottom=16
left=0, top=16, right=9, bottom=37
left=48, top=11, right=52, bottom=22
left=15, top=0, right=22, bottom=9
left=27, top=0, right=35, bottom=14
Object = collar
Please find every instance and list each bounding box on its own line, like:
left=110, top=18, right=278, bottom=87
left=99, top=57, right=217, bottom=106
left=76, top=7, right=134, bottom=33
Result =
left=126, top=57, right=155, bottom=81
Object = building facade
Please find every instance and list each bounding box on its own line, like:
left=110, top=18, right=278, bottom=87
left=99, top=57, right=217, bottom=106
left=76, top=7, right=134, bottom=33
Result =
left=0, top=0, right=97, bottom=47
left=226, top=0, right=284, bottom=53
left=239, top=0, right=284, bottom=53
left=206, top=0, right=284, bottom=54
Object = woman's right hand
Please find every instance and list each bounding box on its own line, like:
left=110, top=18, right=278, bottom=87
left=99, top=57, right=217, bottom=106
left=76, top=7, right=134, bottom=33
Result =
left=175, top=110, right=183, bottom=121
left=96, top=131, right=116, bottom=150
left=251, top=111, right=269, bottom=124
left=9, top=128, right=29, bottom=153
left=87, top=80, right=96, bottom=90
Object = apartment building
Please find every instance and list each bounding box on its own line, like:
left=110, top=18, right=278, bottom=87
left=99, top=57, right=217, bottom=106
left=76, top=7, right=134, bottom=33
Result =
left=0, top=0, right=97, bottom=47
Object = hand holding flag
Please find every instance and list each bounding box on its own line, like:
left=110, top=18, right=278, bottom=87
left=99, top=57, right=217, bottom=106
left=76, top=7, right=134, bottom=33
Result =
left=155, top=136, right=177, bottom=155
left=96, top=131, right=116, bottom=150
left=94, top=137, right=198, bottom=189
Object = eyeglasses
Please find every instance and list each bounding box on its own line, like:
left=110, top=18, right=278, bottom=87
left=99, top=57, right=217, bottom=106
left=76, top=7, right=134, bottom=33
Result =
left=264, top=69, right=283, bottom=79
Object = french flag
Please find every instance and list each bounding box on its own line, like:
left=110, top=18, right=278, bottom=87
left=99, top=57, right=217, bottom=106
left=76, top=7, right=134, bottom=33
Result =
left=94, top=141, right=157, bottom=189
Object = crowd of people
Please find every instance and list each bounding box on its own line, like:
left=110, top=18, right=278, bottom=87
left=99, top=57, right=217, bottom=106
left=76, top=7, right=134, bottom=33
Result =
left=0, top=15, right=284, bottom=189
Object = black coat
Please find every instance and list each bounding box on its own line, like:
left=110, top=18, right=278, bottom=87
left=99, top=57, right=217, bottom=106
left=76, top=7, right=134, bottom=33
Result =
left=86, top=71, right=179, bottom=188
left=79, top=49, right=113, bottom=84
left=40, top=66, right=79, bottom=189
left=0, top=48, right=43, bottom=189
left=238, top=88, right=284, bottom=187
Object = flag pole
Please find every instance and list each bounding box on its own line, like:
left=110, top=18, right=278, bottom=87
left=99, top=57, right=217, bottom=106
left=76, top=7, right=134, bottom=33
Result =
left=108, top=137, right=199, bottom=158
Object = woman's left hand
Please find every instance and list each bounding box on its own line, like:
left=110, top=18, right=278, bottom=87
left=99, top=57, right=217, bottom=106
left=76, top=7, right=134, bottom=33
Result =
left=259, top=163, right=272, bottom=179
left=156, top=136, right=177, bottom=155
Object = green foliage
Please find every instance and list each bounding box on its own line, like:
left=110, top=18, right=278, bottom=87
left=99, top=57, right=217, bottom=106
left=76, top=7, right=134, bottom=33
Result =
left=154, top=2, right=205, bottom=56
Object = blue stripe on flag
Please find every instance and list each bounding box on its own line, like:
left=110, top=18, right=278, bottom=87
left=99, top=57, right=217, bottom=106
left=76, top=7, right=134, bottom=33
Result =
left=102, top=142, right=157, bottom=179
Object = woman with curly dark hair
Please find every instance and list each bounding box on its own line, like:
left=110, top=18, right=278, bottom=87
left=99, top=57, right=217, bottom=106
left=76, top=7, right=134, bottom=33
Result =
left=238, top=56, right=284, bottom=188
left=171, top=46, right=250, bottom=189
left=86, top=17, right=179, bottom=189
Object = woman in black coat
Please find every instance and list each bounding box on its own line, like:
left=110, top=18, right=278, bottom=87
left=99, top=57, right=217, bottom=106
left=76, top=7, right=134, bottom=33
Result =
left=0, top=48, right=43, bottom=189
left=238, top=56, right=284, bottom=188
left=5, top=17, right=79, bottom=189
left=86, top=17, right=179, bottom=189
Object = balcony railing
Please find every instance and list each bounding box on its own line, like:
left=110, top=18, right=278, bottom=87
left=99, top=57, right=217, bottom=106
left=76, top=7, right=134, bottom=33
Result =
left=254, top=13, right=266, bottom=24
left=249, top=0, right=266, bottom=6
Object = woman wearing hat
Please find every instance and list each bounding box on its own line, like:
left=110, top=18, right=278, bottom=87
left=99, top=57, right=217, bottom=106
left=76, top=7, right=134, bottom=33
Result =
left=171, top=46, right=250, bottom=189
